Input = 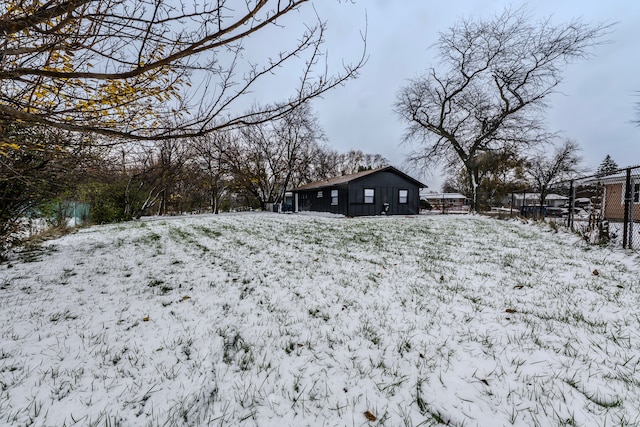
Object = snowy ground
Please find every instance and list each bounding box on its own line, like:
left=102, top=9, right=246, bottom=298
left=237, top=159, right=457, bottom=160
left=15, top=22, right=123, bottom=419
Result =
left=2, top=213, right=640, bottom=426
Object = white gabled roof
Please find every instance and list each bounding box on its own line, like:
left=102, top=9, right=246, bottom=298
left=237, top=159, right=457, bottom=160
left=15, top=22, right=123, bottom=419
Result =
left=421, top=191, right=466, bottom=200
left=582, top=173, right=627, bottom=185
left=581, top=166, right=640, bottom=185
left=512, top=193, right=568, bottom=201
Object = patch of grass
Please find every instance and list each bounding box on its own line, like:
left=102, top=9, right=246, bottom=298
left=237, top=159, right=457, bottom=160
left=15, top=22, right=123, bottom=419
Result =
left=148, top=278, right=164, bottom=288
left=135, top=232, right=161, bottom=245
left=192, top=225, right=222, bottom=239
left=49, top=308, right=78, bottom=323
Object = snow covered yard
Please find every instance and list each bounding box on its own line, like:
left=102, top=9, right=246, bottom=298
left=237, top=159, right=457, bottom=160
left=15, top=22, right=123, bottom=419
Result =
left=1, top=213, right=640, bottom=426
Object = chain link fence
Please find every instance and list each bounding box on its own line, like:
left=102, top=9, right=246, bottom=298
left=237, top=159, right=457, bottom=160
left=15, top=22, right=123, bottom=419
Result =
left=510, top=166, right=640, bottom=249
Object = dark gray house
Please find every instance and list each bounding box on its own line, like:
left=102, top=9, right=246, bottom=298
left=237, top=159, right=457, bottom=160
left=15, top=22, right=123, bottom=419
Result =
left=292, top=166, right=427, bottom=216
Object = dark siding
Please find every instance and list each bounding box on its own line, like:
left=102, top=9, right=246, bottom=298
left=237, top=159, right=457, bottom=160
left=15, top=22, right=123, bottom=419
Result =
left=294, top=170, right=422, bottom=217
left=348, top=171, right=421, bottom=216
left=296, top=186, right=347, bottom=215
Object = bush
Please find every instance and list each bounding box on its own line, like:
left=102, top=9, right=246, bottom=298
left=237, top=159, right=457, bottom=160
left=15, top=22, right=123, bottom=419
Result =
left=420, top=199, right=433, bottom=211
left=79, top=181, right=130, bottom=224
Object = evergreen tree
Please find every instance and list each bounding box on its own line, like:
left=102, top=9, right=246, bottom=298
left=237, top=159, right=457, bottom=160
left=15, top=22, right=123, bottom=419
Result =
left=596, top=155, right=619, bottom=177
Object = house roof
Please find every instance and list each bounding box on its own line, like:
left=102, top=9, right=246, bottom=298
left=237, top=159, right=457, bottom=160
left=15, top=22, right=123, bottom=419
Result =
left=580, top=166, right=640, bottom=185
left=582, top=173, right=629, bottom=185
left=292, top=166, right=428, bottom=191
left=512, top=193, right=568, bottom=200
left=421, top=191, right=466, bottom=200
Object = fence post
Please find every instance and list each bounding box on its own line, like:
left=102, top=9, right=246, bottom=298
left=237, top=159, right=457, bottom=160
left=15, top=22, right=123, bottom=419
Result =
left=510, top=192, right=514, bottom=216
left=623, top=168, right=631, bottom=249
left=630, top=176, right=636, bottom=249
left=568, top=180, right=574, bottom=230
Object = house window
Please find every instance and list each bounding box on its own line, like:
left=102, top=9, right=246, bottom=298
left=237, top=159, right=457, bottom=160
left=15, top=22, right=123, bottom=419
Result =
left=317, top=191, right=323, bottom=198
left=331, top=189, right=338, bottom=206
left=635, top=183, right=640, bottom=203
left=399, top=189, right=408, bottom=204
left=364, top=188, right=375, bottom=204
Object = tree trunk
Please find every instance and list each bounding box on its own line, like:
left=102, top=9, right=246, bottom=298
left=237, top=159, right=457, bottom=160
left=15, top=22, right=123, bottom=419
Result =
left=466, top=165, right=480, bottom=213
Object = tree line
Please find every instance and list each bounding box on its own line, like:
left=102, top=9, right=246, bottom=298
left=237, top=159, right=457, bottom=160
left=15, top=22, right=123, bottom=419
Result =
left=2, top=103, right=387, bottom=238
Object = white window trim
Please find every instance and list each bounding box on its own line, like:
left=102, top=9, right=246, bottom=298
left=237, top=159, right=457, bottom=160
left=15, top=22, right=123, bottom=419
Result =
left=399, top=189, right=408, bottom=204
left=364, top=188, right=375, bottom=204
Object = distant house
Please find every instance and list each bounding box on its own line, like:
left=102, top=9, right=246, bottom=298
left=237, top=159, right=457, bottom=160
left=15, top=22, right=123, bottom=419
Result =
left=291, top=166, right=427, bottom=216
left=421, top=191, right=468, bottom=212
left=510, top=193, right=569, bottom=208
left=584, top=174, right=640, bottom=221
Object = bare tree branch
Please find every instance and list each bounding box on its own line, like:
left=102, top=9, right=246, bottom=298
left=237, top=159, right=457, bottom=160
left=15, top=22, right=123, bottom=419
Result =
left=395, top=5, right=611, bottom=211
left=526, top=139, right=583, bottom=206
left=0, top=0, right=367, bottom=141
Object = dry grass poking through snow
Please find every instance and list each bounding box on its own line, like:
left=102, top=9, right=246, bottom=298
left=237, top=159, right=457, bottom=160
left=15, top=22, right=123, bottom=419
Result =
left=1, top=213, right=640, bottom=426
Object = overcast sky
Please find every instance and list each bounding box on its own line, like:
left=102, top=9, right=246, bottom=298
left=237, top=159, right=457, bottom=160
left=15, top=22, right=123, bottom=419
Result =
left=272, top=1, right=640, bottom=187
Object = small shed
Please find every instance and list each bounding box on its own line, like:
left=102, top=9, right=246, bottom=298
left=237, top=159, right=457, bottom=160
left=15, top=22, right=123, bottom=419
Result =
left=292, top=166, right=427, bottom=216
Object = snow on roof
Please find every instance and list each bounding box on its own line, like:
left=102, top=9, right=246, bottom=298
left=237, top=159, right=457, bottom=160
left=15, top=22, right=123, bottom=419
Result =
left=421, top=191, right=466, bottom=200
left=512, top=193, right=568, bottom=200
left=582, top=173, right=635, bottom=185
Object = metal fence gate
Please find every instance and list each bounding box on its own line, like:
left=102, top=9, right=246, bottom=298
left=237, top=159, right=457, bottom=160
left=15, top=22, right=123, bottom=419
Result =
left=511, top=166, right=640, bottom=249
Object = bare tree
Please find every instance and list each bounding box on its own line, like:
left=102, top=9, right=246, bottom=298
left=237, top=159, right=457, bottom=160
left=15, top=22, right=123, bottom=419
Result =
left=155, top=139, right=189, bottom=215
left=0, top=0, right=366, bottom=144
left=395, top=6, right=610, bottom=211
left=295, top=147, right=389, bottom=180
left=337, top=150, right=389, bottom=175
left=526, top=139, right=582, bottom=206
left=297, top=144, right=339, bottom=183
left=115, top=143, right=168, bottom=219
left=230, top=104, right=325, bottom=208
left=191, top=132, right=233, bottom=214
left=273, top=104, right=328, bottom=195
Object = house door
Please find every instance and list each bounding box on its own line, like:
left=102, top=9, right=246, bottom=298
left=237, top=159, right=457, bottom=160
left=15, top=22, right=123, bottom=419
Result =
left=380, top=187, right=393, bottom=214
